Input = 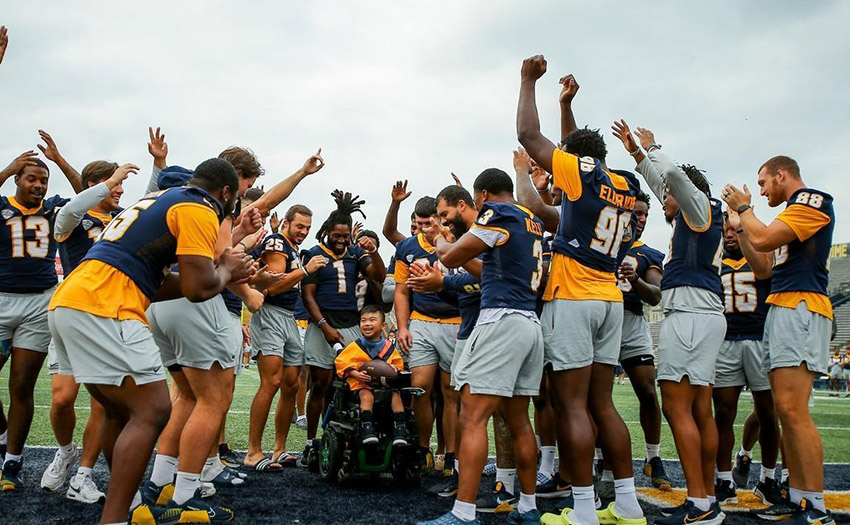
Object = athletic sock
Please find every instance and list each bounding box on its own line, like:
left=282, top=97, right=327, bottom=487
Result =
left=4, top=452, right=22, bottom=467
left=781, top=468, right=789, bottom=483
left=444, top=452, right=456, bottom=472
left=76, top=466, right=93, bottom=479
left=687, top=497, right=710, bottom=512
left=59, top=442, right=76, bottom=457
left=760, top=465, right=775, bottom=482
left=496, top=468, right=516, bottom=493
left=740, top=447, right=753, bottom=459
left=455, top=459, right=459, bottom=473
left=613, top=478, right=643, bottom=519
left=535, top=435, right=542, bottom=449
left=595, top=448, right=603, bottom=461
left=717, top=471, right=733, bottom=482
left=518, top=492, right=536, bottom=514
left=800, top=490, right=826, bottom=512
left=602, top=469, right=614, bottom=482
left=131, top=490, right=143, bottom=509
left=708, top=495, right=717, bottom=504
left=570, top=485, right=599, bottom=525
left=173, top=471, right=201, bottom=505
left=451, top=499, right=477, bottom=522
left=361, top=410, right=373, bottom=422
left=539, top=446, right=556, bottom=477
left=645, top=443, right=660, bottom=461
left=0, top=430, right=6, bottom=444
left=150, top=454, right=178, bottom=487
left=202, top=455, right=224, bottom=482
left=789, top=487, right=803, bottom=505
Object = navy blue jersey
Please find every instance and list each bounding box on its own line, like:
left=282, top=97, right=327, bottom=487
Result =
left=221, top=288, right=242, bottom=316
left=0, top=195, right=69, bottom=293
left=83, top=187, right=225, bottom=301
left=721, top=255, right=770, bottom=340
left=303, top=243, right=371, bottom=314
left=769, top=188, right=834, bottom=305
left=660, top=197, right=724, bottom=297
left=618, top=241, right=665, bottom=316
left=57, top=210, right=118, bottom=275
left=550, top=150, right=640, bottom=274
left=442, top=267, right=481, bottom=340
left=294, top=294, right=309, bottom=321
left=471, top=202, right=545, bottom=311
left=394, top=233, right=460, bottom=321
left=535, top=236, right=553, bottom=318
left=261, top=233, right=302, bottom=311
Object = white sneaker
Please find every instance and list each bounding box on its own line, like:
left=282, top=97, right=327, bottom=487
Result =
left=200, top=481, right=216, bottom=498
left=295, top=415, right=307, bottom=429
left=66, top=473, right=105, bottom=504
left=41, top=444, right=79, bottom=491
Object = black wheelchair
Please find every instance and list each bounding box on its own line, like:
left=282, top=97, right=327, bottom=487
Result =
left=311, top=371, right=424, bottom=485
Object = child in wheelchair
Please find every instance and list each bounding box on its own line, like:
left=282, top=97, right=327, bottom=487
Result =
left=334, top=305, right=409, bottom=446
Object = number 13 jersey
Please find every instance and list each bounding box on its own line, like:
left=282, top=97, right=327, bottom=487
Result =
left=546, top=149, right=640, bottom=302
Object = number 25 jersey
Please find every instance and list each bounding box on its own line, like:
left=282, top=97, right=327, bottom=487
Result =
left=546, top=149, right=640, bottom=302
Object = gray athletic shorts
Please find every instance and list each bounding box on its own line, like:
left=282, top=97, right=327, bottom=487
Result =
left=228, top=312, right=243, bottom=377
left=249, top=304, right=304, bottom=367
left=48, top=307, right=165, bottom=386
left=715, top=339, right=771, bottom=391
left=148, top=296, right=236, bottom=371
left=304, top=323, right=361, bottom=369
left=449, top=338, right=467, bottom=388
left=542, top=299, right=623, bottom=370
left=47, top=339, right=63, bottom=375
left=619, top=311, right=653, bottom=362
left=763, top=302, right=831, bottom=375
left=452, top=314, right=544, bottom=397
left=0, top=288, right=54, bottom=354
left=408, top=319, right=459, bottom=371
left=657, top=311, right=726, bottom=386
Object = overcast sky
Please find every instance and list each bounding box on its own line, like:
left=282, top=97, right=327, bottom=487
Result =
left=2, top=0, right=848, bottom=260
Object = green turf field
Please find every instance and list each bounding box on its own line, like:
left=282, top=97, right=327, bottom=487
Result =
left=3, top=363, right=850, bottom=462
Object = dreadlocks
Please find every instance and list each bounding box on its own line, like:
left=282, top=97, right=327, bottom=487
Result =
left=679, top=164, right=711, bottom=197
left=316, top=189, right=366, bottom=244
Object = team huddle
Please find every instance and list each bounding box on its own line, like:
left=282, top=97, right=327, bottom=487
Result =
left=0, top=29, right=838, bottom=525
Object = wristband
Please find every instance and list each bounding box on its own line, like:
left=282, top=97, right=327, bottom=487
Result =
left=364, top=247, right=377, bottom=254
left=536, top=185, right=550, bottom=194
left=647, top=143, right=662, bottom=152
left=301, top=266, right=310, bottom=277
left=628, top=147, right=641, bottom=157
left=238, top=241, right=248, bottom=250
left=737, top=204, right=752, bottom=215
left=317, top=318, right=327, bottom=326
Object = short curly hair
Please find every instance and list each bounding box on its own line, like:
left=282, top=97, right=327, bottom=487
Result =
left=563, top=127, right=607, bottom=162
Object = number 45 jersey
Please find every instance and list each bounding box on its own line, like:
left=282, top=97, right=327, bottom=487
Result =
left=546, top=149, right=640, bottom=302
left=0, top=195, right=69, bottom=293
left=721, top=256, right=770, bottom=340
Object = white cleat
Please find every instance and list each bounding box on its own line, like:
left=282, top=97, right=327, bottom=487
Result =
left=66, top=473, right=105, bottom=504
left=41, top=445, right=79, bottom=492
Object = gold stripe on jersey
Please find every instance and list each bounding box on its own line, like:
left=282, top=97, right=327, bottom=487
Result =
left=49, top=260, right=152, bottom=323
left=410, top=312, right=461, bottom=324
left=775, top=204, right=831, bottom=242
left=767, top=291, right=833, bottom=320
left=8, top=196, right=44, bottom=215
left=544, top=253, right=622, bottom=302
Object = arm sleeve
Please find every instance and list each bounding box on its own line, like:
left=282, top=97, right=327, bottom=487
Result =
left=635, top=157, right=666, bottom=202
left=551, top=149, right=582, bottom=200
left=147, top=166, right=163, bottom=194
left=165, top=203, right=219, bottom=259
left=647, top=149, right=710, bottom=231
left=775, top=204, right=831, bottom=242
left=54, top=182, right=110, bottom=241
left=381, top=276, right=396, bottom=303
left=469, top=226, right=508, bottom=247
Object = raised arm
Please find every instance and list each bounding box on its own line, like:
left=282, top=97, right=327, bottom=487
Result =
left=612, top=119, right=665, bottom=202
left=514, top=148, right=560, bottom=233
left=722, top=184, right=797, bottom=253
left=55, top=163, right=138, bottom=241
left=357, top=236, right=386, bottom=283
left=559, top=74, right=580, bottom=144
left=0, top=151, right=39, bottom=188
left=38, top=130, right=83, bottom=193
left=516, top=55, right=558, bottom=175
left=0, top=26, right=8, bottom=67
left=382, top=180, right=412, bottom=246
left=245, top=149, right=324, bottom=218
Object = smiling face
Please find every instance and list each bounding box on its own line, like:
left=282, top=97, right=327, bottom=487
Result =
left=327, top=223, right=351, bottom=254
left=632, top=200, right=648, bottom=237
left=723, top=216, right=740, bottom=253
left=662, top=191, right=678, bottom=224
left=757, top=167, right=786, bottom=208
left=15, top=165, right=49, bottom=208
left=95, top=179, right=124, bottom=211
left=436, top=198, right=469, bottom=237
left=285, top=212, right=312, bottom=245
left=359, top=309, right=385, bottom=340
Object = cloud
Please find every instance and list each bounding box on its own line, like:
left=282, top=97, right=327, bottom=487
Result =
left=1, top=0, right=847, bottom=261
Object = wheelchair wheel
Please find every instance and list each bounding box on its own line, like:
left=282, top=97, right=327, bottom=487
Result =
left=318, top=430, right=343, bottom=482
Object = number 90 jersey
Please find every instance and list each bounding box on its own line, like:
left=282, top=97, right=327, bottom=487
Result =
left=721, top=256, right=770, bottom=340
left=302, top=243, right=371, bottom=313
left=470, top=202, right=545, bottom=312
left=0, top=195, right=69, bottom=293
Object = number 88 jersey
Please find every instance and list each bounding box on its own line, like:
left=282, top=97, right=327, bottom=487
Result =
left=0, top=195, right=69, bottom=293
left=720, top=256, right=770, bottom=340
